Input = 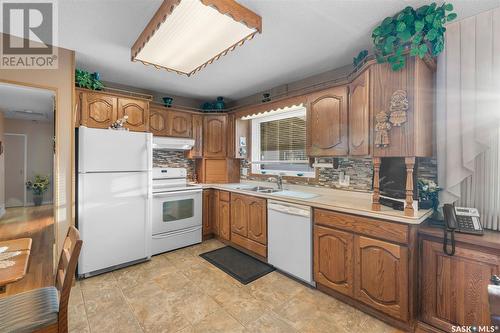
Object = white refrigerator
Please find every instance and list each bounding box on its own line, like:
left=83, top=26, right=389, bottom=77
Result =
left=78, top=126, right=152, bottom=277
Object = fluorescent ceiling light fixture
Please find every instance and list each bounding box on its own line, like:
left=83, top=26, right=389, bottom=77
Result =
left=131, top=0, right=262, bottom=76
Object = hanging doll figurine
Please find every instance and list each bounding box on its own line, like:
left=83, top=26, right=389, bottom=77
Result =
left=389, top=89, right=409, bottom=126
left=375, top=111, right=391, bottom=147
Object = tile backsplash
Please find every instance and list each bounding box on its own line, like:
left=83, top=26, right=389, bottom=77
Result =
left=241, top=157, right=438, bottom=193
left=152, top=150, right=438, bottom=193
left=153, top=150, right=195, bottom=181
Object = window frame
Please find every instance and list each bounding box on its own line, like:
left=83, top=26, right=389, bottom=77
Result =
left=250, top=106, right=314, bottom=177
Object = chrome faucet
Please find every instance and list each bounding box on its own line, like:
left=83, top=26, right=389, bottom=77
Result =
left=275, top=174, right=284, bottom=190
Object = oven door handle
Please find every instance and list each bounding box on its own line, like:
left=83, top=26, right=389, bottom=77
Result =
left=153, top=189, right=202, bottom=197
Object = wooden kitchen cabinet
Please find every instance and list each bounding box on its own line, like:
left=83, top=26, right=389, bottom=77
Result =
left=313, top=208, right=416, bottom=330
left=195, top=158, right=240, bottom=183
left=188, top=114, right=203, bottom=158
left=169, top=110, right=192, bottom=138
left=247, top=196, right=267, bottom=244
left=354, top=236, right=408, bottom=321
left=149, top=105, right=169, bottom=136
left=117, top=97, right=149, bottom=132
left=348, top=69, right=370, bottom=156
left=217, top=191, right=231, bottom=241
left=202, top=189, right=215, bottom=238
left=314, top=225, right=354, bottom=297
left=371, top=56, right=434, bottom=157
left=230, top=194, right=267, bottom=258
left=230, top=194, right=247, bottom=237
left=80, top=91, right=118, bottom=129
left=204, top=115, right=227, bottom=157
left=149, top=106, right=193, bottom=138
left=420, top=238, right=500, bottom=331
left=307, top=85, right=348, bottom=156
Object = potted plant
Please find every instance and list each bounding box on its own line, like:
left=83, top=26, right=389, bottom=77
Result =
left=75, top=69, right=104, bottom=90
left=26, top=175, right=50, bottom=206
left=417, top=179, right=441, bottom=210
left=371, top=2, right=457, bottom=71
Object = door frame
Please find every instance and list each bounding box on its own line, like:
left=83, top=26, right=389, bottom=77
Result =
left=4, top=133, right=28, bottom=207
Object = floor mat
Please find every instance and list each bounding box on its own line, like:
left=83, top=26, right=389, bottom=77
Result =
left=200, top=246, right=274, bottom=285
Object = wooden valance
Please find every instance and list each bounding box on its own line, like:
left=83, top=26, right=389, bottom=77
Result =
left=231, top=95, right=307, bottom=119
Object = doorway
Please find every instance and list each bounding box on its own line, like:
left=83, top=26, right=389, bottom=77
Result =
left=4, top=133, right=27, bottom=207
left=0, top=82, right=55, bottom=296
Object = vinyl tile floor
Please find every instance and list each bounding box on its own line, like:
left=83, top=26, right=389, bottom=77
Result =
left=69, top=239, right=402, bottom=333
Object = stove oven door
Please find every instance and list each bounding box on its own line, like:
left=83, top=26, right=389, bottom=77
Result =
left=152, top=189, right=202, bottom=235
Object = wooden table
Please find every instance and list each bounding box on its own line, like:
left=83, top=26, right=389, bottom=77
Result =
left=0, top=238, right=32, bottom=293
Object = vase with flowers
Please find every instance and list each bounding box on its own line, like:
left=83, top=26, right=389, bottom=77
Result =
left=26, top=175, right=50, bottom=206
left=417, top=179, right=441, bottom=211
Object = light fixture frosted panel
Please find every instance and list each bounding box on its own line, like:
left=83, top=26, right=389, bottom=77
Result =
left=132, top=0, right=261, bottom=76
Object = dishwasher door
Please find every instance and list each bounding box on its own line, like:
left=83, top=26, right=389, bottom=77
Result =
left=267, top=200, right=314, bottom=285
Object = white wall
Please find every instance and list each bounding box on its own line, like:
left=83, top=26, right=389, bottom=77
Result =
left=4, top=118, right=54, bottom=205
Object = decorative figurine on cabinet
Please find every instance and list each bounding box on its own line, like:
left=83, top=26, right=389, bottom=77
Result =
left=389, top=90, right=409, bottom=126
left=375, top=111, right=391, bottom=148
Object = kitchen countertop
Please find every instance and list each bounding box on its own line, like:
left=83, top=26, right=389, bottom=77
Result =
left=201, top=180, right=433, bottom=225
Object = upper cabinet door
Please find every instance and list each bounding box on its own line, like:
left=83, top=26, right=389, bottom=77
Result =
left=169, top=111, right=192, bottom=138
left=307, top=86, right=348, bottom=156
left=188, top=114, right=203, bottom=158
left=354, top=236, right=408, bottom=321
left=348, top=70, right=370, bottom=156
left=246, top=196, right=267, bottom=245
left=81, top=92, right=117, bottom=129
left=203, top=115, right=227, bottom=158
left=117, top=98, right=149, bottom=132
left=149, top=107, right=169, bottom=136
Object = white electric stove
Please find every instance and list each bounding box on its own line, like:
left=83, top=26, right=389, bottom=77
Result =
left=151, top=167, right=202, bottom=255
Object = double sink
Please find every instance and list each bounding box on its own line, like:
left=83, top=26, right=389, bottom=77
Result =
left=224, top=184, right=319, bottom=200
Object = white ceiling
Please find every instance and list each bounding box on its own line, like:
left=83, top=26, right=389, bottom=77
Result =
left=0, top=83, right=55, bottom=122
left=24, top=0, right=500, bottom=100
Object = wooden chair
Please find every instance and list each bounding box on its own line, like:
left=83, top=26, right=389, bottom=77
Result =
left=0, top=226, right=82, bottom=333
left=490, top=275, right=500, bottom=326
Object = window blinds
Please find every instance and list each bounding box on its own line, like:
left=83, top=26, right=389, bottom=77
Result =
left=259, top=115, right=307, bottom=161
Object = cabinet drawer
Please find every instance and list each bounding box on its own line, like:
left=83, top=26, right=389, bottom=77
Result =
left=314, top=209, right=408, bottom=244
left=219, top=191, right=230, bottom=202
left=231, top=232, right=266, bottom=258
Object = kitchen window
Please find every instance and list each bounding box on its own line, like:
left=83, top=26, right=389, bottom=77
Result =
left=251, top=106, right=314, bottom=177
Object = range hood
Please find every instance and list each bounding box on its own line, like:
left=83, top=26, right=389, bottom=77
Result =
left=152, top=137, right=194, bottom=150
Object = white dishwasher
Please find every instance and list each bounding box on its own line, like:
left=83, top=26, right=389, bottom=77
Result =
left=268, top=200, right=315, bottom=286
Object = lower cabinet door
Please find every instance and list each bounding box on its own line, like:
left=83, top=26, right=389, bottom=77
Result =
left=202, top=190, right=213, bottom=236
left=314, top=226, right=354, bottom=296
left=230, top=194, right=248, bottom=237
left=354, top=236, right=408, bottom=321
left=218, top=200, right=231, bottom=241
left=246, top=197, right=267, bottom=245
left=421, top=240, right=500, bottom=331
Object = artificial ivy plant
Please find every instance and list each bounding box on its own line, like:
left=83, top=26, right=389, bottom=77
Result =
left=75, top=69, right=104, bottom=90
left=372, top=2, right=457, bottom=71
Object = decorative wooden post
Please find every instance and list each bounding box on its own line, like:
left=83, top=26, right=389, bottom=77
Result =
left=372, top=157, right=381, bottom=211
left=404, top=157, right=416, bottom=217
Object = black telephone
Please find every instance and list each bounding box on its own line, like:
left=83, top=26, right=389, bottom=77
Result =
left=442, top=204, right=483, bottom=256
